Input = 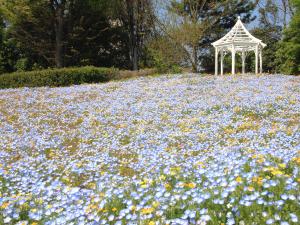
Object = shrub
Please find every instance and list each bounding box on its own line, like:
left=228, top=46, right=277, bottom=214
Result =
left=116, top=69, right=157, bottom=80
left=15, top=58, right=30, bottom=72
left=147, top=37, right=186, bottom=74
left=0, top=66, right=118, bottom=89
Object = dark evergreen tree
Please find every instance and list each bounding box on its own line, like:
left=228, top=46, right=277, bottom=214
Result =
left=250, top=0, right=283, bottom=74
left=276, top=0, right=300, bottom=75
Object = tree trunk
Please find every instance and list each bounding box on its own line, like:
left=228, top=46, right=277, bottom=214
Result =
left=54, top=6, right=64, bottom=68
left=192, top=45, right=198, bottom=72
left=282, top=0, right=288, bottom=28
left=126, top=0, right=138, bottom=71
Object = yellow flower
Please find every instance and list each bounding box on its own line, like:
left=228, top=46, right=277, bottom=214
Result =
left=289, top=99, right=297, bottom=105
left=271, top=168, right=284, bottom=176
left=233, top=106, right=241, bottom=113
left=141, top=207, right=154, bottom=214
left=185, top=182, right=196, bottom=189
left=247, top=186, right=254, bottom=192
left=196, top=161, right=206, bottom=167
left=252, top=176, right=263, bottom=186
left=36, top=198, right=43, bottom=204
left=264, top=167, right=284, bottom=176
left=112, top=207, right=117, bottom=212
left=159, top=175, right=166, bottom=180
left=236, top=176, right=243, bottom=183
left=149, top=221, right=155, bottom=225
left=0, top=202, right=10, bottom=209
left=278, top=163, right=286, bottom=168
left=292, top=157, right=300, bottom=164
left=170, top=167, right=181, bottom=175
left=257, top=158, right=265, bottom=164
left=152, top=201, right=160, bottom=208
left=31, top=223, right=39, bottom=225
left=130, top=205, right=136, bottom=211
left=165, top=183, right=171, bottom=190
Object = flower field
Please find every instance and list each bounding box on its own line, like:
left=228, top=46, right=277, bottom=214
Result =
left=0, top=74, right=300, bottom=225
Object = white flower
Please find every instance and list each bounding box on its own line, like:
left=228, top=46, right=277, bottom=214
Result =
left=200, top=215, right=211, bottom=222
left=280, top=222, right=289, bottom=225
left=290, top=213, right=298, bottom=223
left=15, top=221, right=28, bottom=225
left=227, top=218, right=235, bottom=225
left=274, top=214, right=280, bottom=220
left=3, top=217, right=11, bottom=224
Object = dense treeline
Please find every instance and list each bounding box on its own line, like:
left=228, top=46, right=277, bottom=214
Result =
left=0, top=0, right=299, bottom=75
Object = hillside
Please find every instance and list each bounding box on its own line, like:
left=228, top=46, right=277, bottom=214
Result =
left=0, top=74, right=299, bottom=224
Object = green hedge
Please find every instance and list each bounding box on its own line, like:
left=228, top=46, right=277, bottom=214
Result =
left=0, top=66, right=118, bottom=89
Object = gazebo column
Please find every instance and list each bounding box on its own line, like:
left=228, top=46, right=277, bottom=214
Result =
left=242, top=51, right=246, bottom=75
left=215, top=47, right=219, bottom=76
left=259, top=49, right=263, bottom=74
left=231, top=46, right=235, bottom=75
left=220, top=49, right=224, bottom=76
left=255, top=45, right=259, bottom=75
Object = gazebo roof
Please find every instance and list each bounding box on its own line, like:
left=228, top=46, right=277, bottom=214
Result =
left=212, top=17, right=266, bottom=51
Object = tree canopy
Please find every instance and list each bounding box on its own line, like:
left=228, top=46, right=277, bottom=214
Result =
left=0, top=0, right=298, bottom=74
left=276, top=0, right=300, bottom=74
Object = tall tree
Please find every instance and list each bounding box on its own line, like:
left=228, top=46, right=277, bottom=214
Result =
left=276, top=0, right=300, bottom=74
left=89, top=0, right=155, bottom=71
left=0, top=0, right=66, bottom=67
left=1, top=0, right=132, bottom=69
left=50, top=0, right=70, bottom=67
left=66, top=1, right=130, bottom=68
left=251, top=0, right=283, bottom=73
left=120, top=0, right=155, bottom=70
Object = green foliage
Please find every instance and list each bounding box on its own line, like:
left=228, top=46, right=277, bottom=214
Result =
left=0, top=0, right=131, bottom=70
left=0, top=66, right=118, bottom=89
left=276, top=42, right=300, bottom=74
left=276, top=0, right=300, bottom=75
left=147, top=36, right=185, bottom=73
left=252, top=27, right=281, bottom=74
left=15, top=58, right=30, bottom=72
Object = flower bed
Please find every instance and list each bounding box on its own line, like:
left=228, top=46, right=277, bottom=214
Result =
left=0, top=74, right=299, bottom=224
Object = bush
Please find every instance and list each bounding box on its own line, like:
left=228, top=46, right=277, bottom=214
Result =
left=116, top=69, right=157, bottom=80
left=15, top=58, right=30, bottom=72
left=0, top=66, right=118, bottom=89
left=147, top=37, right=186, bottom=74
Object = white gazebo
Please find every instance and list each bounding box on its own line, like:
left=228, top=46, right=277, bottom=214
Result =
left=212, top=16, right=266, bottom=76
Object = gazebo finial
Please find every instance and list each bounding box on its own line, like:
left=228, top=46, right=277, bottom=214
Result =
left=212, top=17, right=266, bottom=76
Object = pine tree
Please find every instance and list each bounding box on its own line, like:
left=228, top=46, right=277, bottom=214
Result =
left=276, top=0, right=300, bottom=75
